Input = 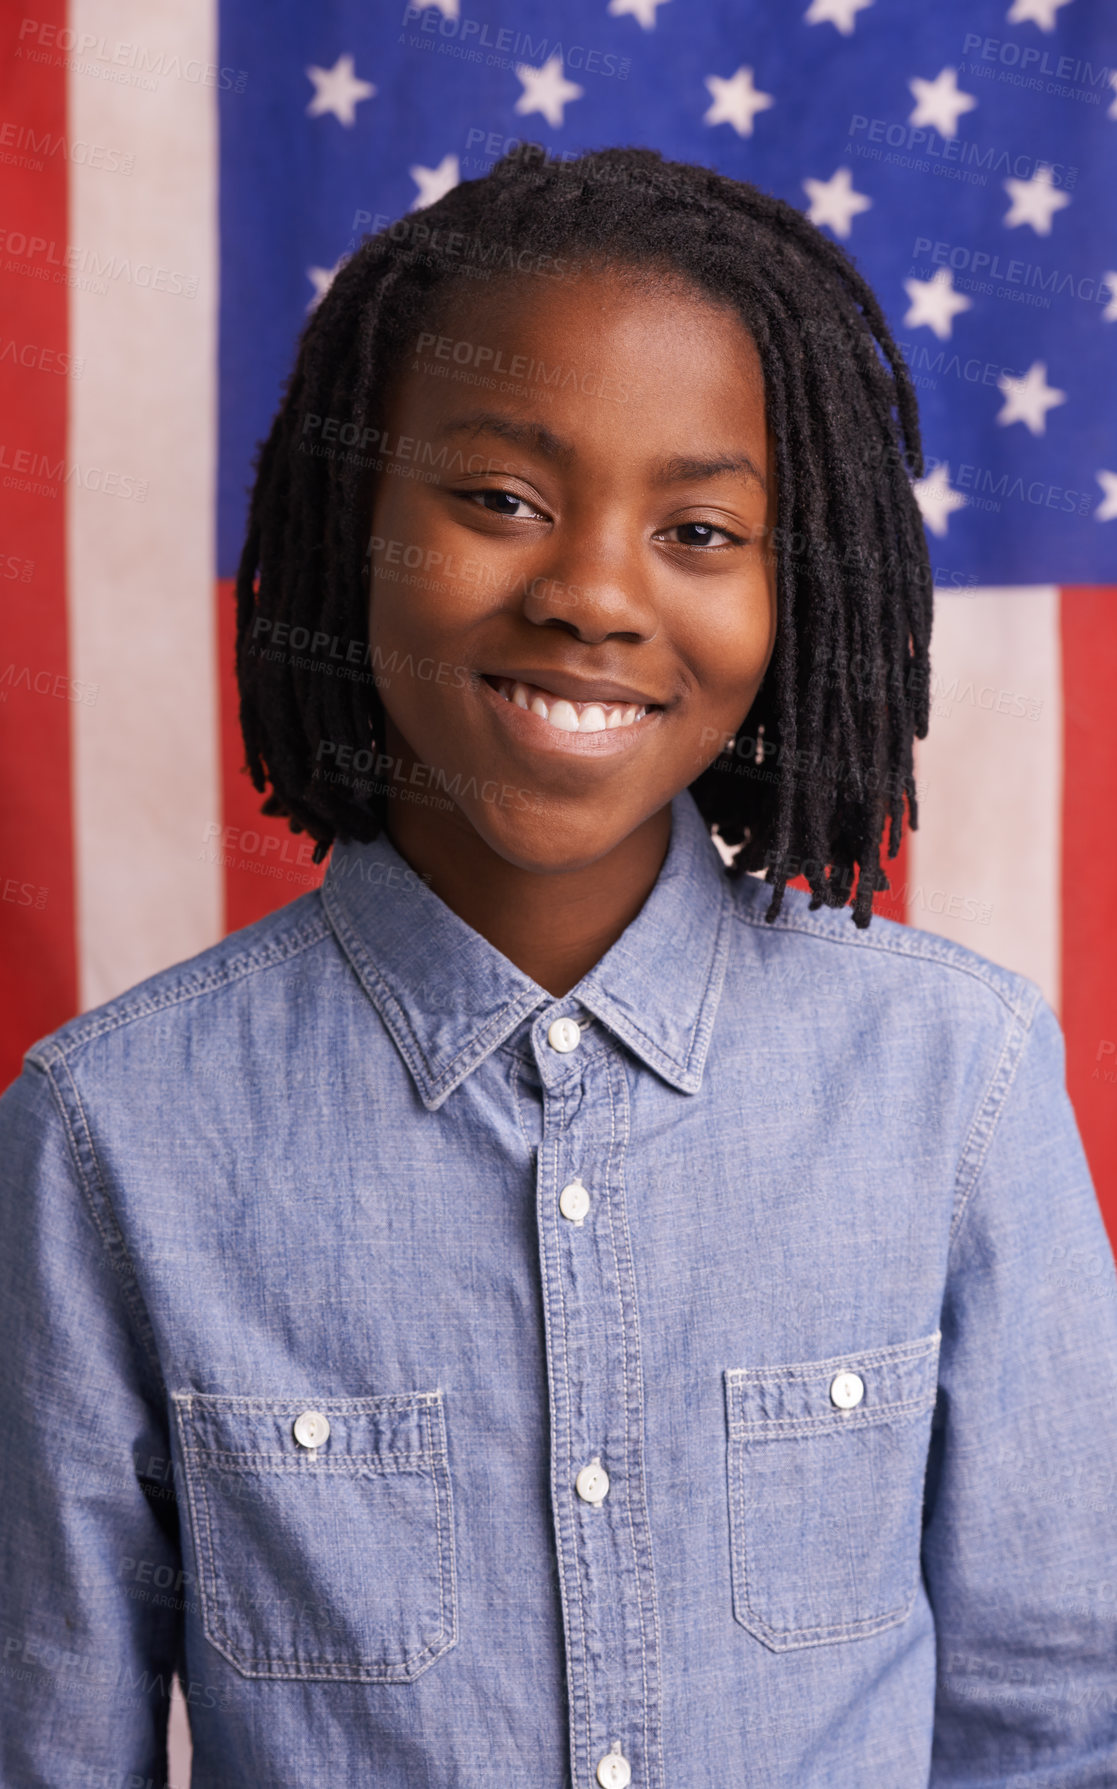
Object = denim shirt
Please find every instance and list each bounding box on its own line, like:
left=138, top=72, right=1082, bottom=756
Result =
left=2, top=788, right=1116, bottom=1788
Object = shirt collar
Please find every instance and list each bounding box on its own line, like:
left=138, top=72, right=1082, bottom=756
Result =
left=321, top=788, right=735, bottom=1110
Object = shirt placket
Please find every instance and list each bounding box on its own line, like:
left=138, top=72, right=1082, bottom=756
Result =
left=532, top=1005, right=664, bottom=1789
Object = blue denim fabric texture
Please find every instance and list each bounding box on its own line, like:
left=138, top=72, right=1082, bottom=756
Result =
left=2, top=788, right=1117, bottom=1787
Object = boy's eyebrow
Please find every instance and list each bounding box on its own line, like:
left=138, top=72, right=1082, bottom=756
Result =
left=651, top=451, right=767, bottom=493
left=438, top=411, right=573, bottom=464
left=437, top=410, right=766, bottom=491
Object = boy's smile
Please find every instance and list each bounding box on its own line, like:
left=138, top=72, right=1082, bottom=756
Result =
left=366, top=264, right=778, bottom=990
left=478, top=671, right=662, bottom=751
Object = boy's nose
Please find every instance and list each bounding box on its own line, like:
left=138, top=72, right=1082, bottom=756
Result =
left=518, top=539, right=659, bottom=645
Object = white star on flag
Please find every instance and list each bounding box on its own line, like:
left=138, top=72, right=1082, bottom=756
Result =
left=410, top=154, right=460, bottom=211
left=907, top=67, right=978, bottom=137
left=607, top=0, right=671, bottom=26
left=802, top=167, right=872, bottom=238
left=903, top=269, right=973, bottom=340
left=305, top=54, right=376, bottom=126
left=1003, top=165, right=1072, bottom=234
left=996, top=360, right=1067, bottom=434
left=913, top=462, right=968, bottom=538
left=804, top=0, right=874, bottom=35
left=1101, top=274, right=1117, bottom=323
left=306, top=257, right=345, bottom=311
left=703, top=66, right=776, bottom=136
left=514, top=54, right=584, bottom=128
left=422, top=0, right=459, bottom=17
left=1006, top=0, right=1074, bottom=28
left=1094, top=471, right=1117, bottom=522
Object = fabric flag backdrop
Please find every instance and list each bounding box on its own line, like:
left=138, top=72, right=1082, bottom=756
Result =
left=3, top=1, right=1116, bottom=1202
left=2, top=0, right=1115, bottom=1772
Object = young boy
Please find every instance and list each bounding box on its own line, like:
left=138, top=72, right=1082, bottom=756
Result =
left=2, top=146, right=1116, bottom=1787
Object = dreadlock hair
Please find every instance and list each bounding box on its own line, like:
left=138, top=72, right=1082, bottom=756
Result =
left=235, top=142, right=932, bottom=928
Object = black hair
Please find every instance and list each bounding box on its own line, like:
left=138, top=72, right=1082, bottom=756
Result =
left=235, top=143, right=932, bottom=927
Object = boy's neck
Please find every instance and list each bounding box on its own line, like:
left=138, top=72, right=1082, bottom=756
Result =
left=383, top=799, right=672, bottom=999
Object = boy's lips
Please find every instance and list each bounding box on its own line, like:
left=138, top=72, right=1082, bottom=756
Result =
left=477, top=672, right=665, bottom=754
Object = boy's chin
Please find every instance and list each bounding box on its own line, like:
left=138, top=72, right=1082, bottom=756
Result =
left=466, top=801, right=662, bottom=878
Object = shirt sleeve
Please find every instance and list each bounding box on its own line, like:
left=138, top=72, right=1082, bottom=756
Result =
left=923, top=991, right=1117, bottom=1782
left=0, top=1052, right=185, bottom=1782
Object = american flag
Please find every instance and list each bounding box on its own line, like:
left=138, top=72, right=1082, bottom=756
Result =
left=3, top=3, right=1115, bottom=1213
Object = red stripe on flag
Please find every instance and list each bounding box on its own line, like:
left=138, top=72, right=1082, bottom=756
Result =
left=1061, top=586, right=1117, bottom=1248
left=216, top=580, right=325, bottom=934
left=0, top=8, right=77, bottom=1089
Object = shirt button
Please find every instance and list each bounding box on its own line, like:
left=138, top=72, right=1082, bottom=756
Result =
left=829, top=1371, right=864, bottom=1410
left=547, top=1016, right=582, bottom=1053
left=559, top=1179, right=591, bottom=1222
left=293, top=1410, right=330, bottom=1449
left=596, top=1743, right=632, bottom=1788
left=576, top=1458, right=610, bottom=1504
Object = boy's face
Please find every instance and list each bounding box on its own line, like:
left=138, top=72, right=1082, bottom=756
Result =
left=367, top=265, right=778, bottom=874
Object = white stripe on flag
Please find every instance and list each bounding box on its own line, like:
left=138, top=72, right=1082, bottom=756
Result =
left=910, top=586, right=1062, bottom=1013
left=68, top=0, right=221, bottom=1010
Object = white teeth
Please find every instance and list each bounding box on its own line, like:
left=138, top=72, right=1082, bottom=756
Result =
left=548, top=699, right=580, bottom=733
left=494, top=678, right=651, bottom=733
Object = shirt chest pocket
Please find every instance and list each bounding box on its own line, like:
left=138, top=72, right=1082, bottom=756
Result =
left=723, top=1330, right=940, bottom=1652
left=171, top=1390, right=458, bottom=1682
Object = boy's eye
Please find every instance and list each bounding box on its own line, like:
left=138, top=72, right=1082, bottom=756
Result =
left=658, top=520, right=744, bottom=548
left=455, top=493, right=744, bottom=546
left=459, top=488, right=547, bottom=521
